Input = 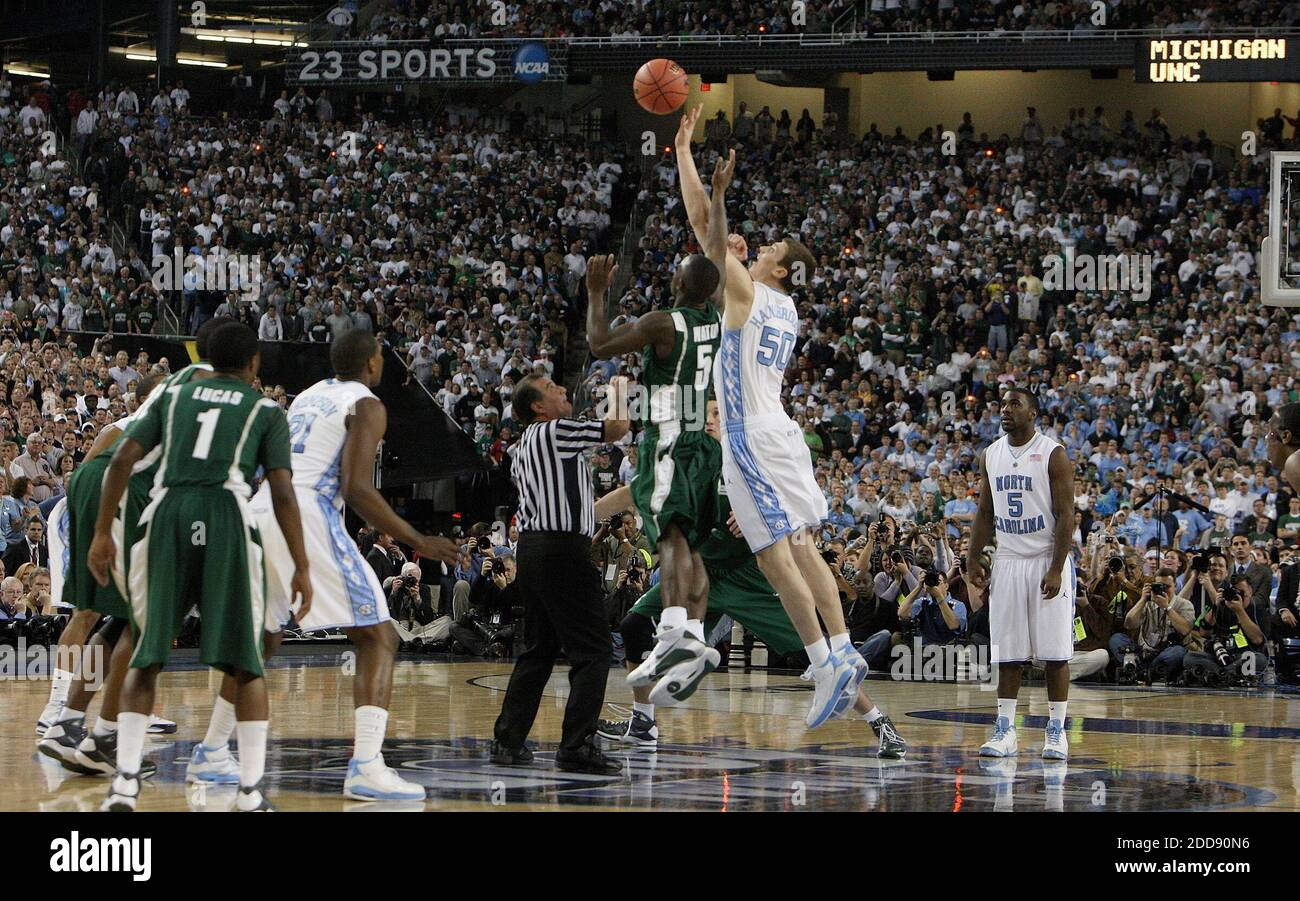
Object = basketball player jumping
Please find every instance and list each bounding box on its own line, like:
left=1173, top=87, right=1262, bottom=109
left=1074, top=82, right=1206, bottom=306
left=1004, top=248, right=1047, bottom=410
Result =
left=675, top=105, right=872, bottom=728
left=585, top=231, right=723, bottom=705
left=596, top=400, right=907, bottom=757
left=253, top=329, right=460, bottom=801
left=966, top=387, right=1075, bottom=761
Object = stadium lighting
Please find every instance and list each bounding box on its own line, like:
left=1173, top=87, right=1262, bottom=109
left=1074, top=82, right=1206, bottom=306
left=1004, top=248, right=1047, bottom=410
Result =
left=4, top=65, right=50, bottom=78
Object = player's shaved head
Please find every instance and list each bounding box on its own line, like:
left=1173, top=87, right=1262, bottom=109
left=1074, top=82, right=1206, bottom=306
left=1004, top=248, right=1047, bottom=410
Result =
left=331, top=328, right=380, bottom=380
left=1277, top=403, right=1300, bottom=445
left=136, top=373, right=162, bottom=404
left=195, top=315, right=235, bottom=360
left=673, top=254, right=720, bottom=305
left=208, top=322, right=260, bottom=373
left=1002, top=386, right=1039, bottom=413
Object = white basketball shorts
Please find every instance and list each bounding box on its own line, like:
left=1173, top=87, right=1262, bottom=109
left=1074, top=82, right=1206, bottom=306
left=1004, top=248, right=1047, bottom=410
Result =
left=721, top=414, right=829, bottom=553
left=249, top=488, right=390, bottom=634
left=988, top=553, right=1075, bottom=665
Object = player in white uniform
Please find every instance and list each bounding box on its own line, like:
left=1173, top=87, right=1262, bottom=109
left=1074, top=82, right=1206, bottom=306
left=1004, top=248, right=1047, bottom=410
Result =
left=966, top=387, right=1076, bottom=761
left=668, top=106, right=889, bottom=730
left=252, top=329, right=458, bottom=801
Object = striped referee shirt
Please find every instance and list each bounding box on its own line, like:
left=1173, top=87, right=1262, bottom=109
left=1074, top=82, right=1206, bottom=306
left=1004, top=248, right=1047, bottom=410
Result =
left=510, top=417, right=605, bottom=537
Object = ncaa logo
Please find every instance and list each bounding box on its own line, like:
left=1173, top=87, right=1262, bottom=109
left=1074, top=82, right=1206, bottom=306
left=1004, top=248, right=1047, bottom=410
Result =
left=512, top=41, right=549, bottom=84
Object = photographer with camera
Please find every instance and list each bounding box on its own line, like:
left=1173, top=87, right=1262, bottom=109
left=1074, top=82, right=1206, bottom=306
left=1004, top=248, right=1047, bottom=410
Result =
left=387, top=562, right=436, bottom=630
left=1109, top=569, right=1195, bottom=684
left=1189, top=570, right=1268, bottom=684
left=592, top=511, right=651, bottom=597
left=898, top=569, right=967, bottom=646
left=606, top=548, right=651, bottom=628
left=466, top=550, right=522, bottom=657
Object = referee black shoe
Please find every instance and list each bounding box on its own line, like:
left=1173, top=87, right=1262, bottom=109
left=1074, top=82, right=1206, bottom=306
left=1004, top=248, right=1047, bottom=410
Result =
left=490, top=740, right=535, bottom=766
left=556, top=741, right=622, bottom=776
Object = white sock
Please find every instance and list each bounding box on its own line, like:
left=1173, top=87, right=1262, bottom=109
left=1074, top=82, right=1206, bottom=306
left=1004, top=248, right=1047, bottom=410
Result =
left=806, top=639, right=830, bottom=668
left=997, top=698, right=1017, bottom=725
left=236, top=720, right=269, bottom=788
left=830, top=632, right=853, bottom=655
left=354, top=705, right=388, bottom=762
left=685, top=618, right=705, bottom=642
left=632, top=701, right=655, bottom=720
left=116, top=711, right=148, bottom=776
left=62, top=707, right=85, bottom=723
left=202, top=696, right=237, bottom=750
left=660, top=606, right=687, bottom=632
left=1047, top=701, right=1067, bottom=724
left=863, top=706, right=883, bottom=724
left=93, top=718, right=117, bottom=737
left=47, top=668, right=73, bottom=707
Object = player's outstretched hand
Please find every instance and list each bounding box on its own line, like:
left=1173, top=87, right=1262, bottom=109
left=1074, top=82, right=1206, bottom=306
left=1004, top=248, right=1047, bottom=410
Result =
left=291, top=567, right=313, bottom=622
left=727, top=233, right=748, bottom=262
left=87, top=532, right=115, bottom=587
left=675, top=104, right=702, bottom=148
left=1040, top=569, right=1062, bottom=600
left=965, top=556, right=989, bottom=589
left=585, top=253, right=618, bottom=299
left=416, top=535, right=461, bottom=566
left=711, top=149, right=735, bottom=194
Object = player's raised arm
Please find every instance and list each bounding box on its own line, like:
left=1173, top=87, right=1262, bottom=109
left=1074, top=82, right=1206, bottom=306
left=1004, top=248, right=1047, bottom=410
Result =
left=1043, top=445, right=1075, bottom=600
left=966, top=460, right=995, bottom=589
left=341, top=397, right=459, bottom=565
left=674, top=105, right=709, bottom=242
left=584, top=254, right=675, bottom=360
left=703, top=150, right=735, bottom=312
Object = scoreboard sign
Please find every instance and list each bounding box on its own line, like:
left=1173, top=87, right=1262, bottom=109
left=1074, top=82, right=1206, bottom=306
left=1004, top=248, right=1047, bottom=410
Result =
left=1136, top=37, right=1298, bottom=83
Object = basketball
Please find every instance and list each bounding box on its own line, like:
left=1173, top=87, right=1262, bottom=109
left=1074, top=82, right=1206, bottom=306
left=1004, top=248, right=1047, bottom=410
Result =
left=634, top=58, right=689, bottom=115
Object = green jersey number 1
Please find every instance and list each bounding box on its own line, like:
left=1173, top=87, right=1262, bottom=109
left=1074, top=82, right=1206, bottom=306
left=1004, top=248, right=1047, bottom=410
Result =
left=193, top=409, right=221, bottom=460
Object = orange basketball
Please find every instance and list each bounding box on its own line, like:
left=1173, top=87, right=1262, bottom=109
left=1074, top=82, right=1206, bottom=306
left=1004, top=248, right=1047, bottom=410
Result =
left=634, top=58, right=689, bottom=115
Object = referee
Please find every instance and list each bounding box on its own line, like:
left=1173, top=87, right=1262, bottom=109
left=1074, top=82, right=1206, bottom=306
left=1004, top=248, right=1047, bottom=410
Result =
left=492, top=373, right=630, bottom=775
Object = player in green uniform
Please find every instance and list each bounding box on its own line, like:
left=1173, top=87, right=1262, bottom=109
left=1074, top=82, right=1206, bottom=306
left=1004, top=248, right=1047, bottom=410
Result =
left=596, top=401, right=908, bottom=758
left=36, top=372, right=165, bottom=772
left=37, top=319, right=243, bottom=780
left=585, top=182, right=727, bottom=706
left=89, top=323, right=312, bottom=812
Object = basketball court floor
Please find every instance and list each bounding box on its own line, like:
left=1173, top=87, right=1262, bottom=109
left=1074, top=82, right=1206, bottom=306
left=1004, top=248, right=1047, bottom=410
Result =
left=5, top=651, right=1299, bottom=812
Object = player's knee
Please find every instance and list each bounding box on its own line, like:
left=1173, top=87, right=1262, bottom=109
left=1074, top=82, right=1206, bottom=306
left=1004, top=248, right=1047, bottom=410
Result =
left=620, top=611, right=655, bottom=664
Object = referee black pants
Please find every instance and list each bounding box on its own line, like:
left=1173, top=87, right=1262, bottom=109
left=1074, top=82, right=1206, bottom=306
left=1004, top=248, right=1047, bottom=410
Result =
left=494, top=531, right=612, bottom=756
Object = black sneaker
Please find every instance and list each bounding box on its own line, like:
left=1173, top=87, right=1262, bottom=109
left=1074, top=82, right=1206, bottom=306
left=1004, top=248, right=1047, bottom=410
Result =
left=597, top=712, right=658, bottom=748
left=490, top=740, right=534, bottom=766
left=595, top=718, right=628, bottom=742
left=556, top=741, right=623, bottom=776
left=37, top=718, right=89, bottom=770
left=871, top=715, right=908, bottom=759
left=72, top=731, right=157, bottom=779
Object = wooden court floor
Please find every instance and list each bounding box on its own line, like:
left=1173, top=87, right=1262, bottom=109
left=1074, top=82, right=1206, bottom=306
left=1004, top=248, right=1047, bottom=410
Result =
left=5, top=650, right=1300, bottom=812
